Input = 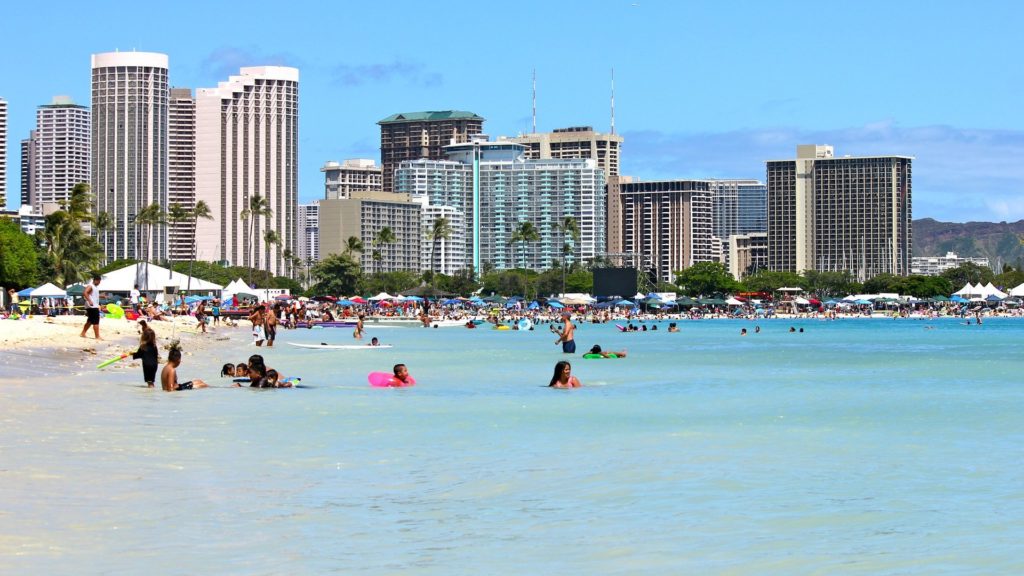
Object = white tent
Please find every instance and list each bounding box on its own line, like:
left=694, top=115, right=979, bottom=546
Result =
left=725, top=297, right=744, bottom=305
left=100, top=263, right=222, bottom=293
left=983, top=282, right=1008, bottom=299
left=952, top=282, right=974, bottom=296
left=1010, top=283, right=1024, bottom=297
left=223, top=278, right=252, bottom=295
left=368, top=292, right=396, bottom=301
left=30, top=282, right=67, bottom=298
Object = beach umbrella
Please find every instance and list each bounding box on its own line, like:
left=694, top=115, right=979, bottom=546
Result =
left=312, top=295, right=336, bottom=302
left=66, top=284, right=86, bottom=297
left=350, top=296, right=367, bottom=304
left=528, top=301, right=540, bottom=310
left=404, top=295, right=424, bottom=302
left=482, top=295, right=506, bottom=303
left=854, top=299, right=872, bottom=305
left=548, top=301, right=564, bottom=309
left=615, top=299, right=635, bottom=306
left=674, top=296, right=696, bottom=307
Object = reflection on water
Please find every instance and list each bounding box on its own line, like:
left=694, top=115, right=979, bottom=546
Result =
left=1, top=318, right=1022, bottom=574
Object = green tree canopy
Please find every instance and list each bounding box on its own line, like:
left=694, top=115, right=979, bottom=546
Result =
left=359, top=270, right=421, bottom=296
left=674, top=262, right=741, bottom=297
left=802, top=270, right=862, bottom=298
left=0, top=219, right=40, bottom=288
left=433, top=268, right=480, bottom=296
left=941, top=262, right=994, bottom=287
left=740, top=270, right=806, bottom=293
left=309, top=253, right=362, bottom=296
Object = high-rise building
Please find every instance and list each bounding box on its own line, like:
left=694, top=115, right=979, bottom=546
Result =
left=321, top=159, right=382, bottom=199
left=418, top=198, right=466, bottom=275
left=911, top=252, right=989, bottom=276
left=708, top=179, right=766, bottom=272
left=0, top=98, right=7, bottom=209
left=194, top=66, right=299, bottom=277
left=395, top=139, right=606, bottom=273
left=508, top=126, right=623, bottom=180
left=167, top=88, right=196, bottom=264
left=30, top=96, right=91, bottom=212
left=729, top=232, right=768, bottom=279
left=297, top=201, right=320, bottom=265
left=91, top=51, right=169, bottom=263
left=610, top=179, right=714, bottom=284
left=318, top=193, right=421, bottom=273
left=378, top=110, right=484, bottom=192
left=766, top=145, right=913, bottom=279
left=21, top=131, right=35, bottom=206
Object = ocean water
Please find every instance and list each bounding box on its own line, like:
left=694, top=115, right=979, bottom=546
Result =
left=1, top=317, right=1022, bottom=574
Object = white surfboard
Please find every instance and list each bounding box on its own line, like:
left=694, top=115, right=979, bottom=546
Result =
left=288, top=342, right=393, bottom=350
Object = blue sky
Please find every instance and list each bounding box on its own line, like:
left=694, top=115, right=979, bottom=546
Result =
left=3, top=0, right=1022, bottom=222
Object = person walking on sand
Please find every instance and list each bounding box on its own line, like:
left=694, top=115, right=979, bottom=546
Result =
left=79, top=275, right=102, bottom=340
left=554, top=312, right=576, bottom=354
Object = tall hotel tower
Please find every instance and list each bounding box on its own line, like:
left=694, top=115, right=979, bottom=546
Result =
left=168, top=88, right=196, bottom=263
left=766, top=145, right=912, bottom=279
left=29, top=97, right=91, bottom=211
left=194, top=66, right=299, bottom=277
left=0, top=98, right=7, bottom=209
left=91, top=52, right=169, bottom=262
left=378, top=111, right=484, bottom=192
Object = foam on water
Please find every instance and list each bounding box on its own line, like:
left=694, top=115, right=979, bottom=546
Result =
left=1, top=317, right=1022, bottom=574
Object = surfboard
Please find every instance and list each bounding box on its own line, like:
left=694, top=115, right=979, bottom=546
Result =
left=287, top=342, right=393, bottom=350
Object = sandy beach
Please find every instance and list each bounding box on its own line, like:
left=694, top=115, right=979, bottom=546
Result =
left=0, top=314, right=233, bottom=381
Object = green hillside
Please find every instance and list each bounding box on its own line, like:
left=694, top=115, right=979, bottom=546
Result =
left=913, top=218, right=1024, bottom=270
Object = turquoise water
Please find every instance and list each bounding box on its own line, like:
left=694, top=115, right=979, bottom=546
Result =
left=2, top=318, right=1023, bottom=574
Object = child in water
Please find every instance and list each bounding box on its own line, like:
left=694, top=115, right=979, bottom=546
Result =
left=160, top=342, right=208, bottom=392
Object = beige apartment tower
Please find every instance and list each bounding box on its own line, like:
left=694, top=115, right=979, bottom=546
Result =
left=29, top=97, right=91, bottom=212
left=318, top=192, right=421, bottom=274
left=194, top=66, right=299, bottom=277
left=766, top=145, right=912, bottom=279
left=321, top=159, right=382, bottom=199
left=378, top=111, right=484, bottom=192
left=509, top=126, right=623, bottom=180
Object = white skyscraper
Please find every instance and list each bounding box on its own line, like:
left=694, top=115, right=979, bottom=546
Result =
left=90, top=51, right=169, bottom=263
left=31, top=96, right=91, bottom=211
left=168, top=88, right=196, bottom=264
left=194, top=66, right=299, bottom=277
left=0, top=98, right=8, bottom=209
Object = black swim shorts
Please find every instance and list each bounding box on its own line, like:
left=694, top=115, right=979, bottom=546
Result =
left=177, top=381, right=193, bottom=391
left=86, top=307, right=101, bottom=325
left=562, top=339, right=576, bottom=354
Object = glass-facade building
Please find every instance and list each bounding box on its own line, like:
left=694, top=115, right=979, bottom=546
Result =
left=395, top=141, right=606, bottom=273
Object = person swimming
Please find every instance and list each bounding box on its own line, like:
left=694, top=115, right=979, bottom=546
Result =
left=369, top=337, right=381, bottom=346
left=586, top=344, right=627, bottom=358
left=548, top=360, right=581, bottom=388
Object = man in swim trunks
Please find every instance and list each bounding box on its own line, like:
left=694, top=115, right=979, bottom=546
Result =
left=160, top=343, right=208, bottom=391
left=555, top=312, right=576, bottom=354
left=79, top=275, right=102, bottom=340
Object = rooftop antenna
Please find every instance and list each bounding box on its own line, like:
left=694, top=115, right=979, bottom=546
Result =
left=610, top=67, right=616, bottom=135
left=532, top=68, right=537, bottom=134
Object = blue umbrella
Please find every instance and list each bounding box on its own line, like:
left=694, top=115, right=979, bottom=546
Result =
left=404, top=295, right=424, bottom=302
left=854, top=299, right=872, bottom=305
left=950, top=296, right=969, bottom=303
left=528, top=301, right=540, bottom=309
left=548, top=301, right=564, bottom=309
left=442, top=298, right=461, bottom=305
left=17, top=287, right=35, bottom=297
left=615, top=299, right=634, bottom=306
left=336, top=299, right=355, bottom=306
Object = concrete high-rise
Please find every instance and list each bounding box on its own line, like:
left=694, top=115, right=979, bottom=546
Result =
left=30, top=96, right=91, bottom=212
left=318, top=193, right=421, bottom=274
left=91, top=51, right=169, bottom=262
left=321, top=159, right=382, bottom=199
left=708, top=179, right=766, bottom=273
left=766, top=145, right=913, bottom=279
left=378, top=111, right=484, bottom=192
left=21, top=131, right=35, bottom=207
left=167, top=88, right=196, bottom=264
left=395, top=139, right=606, bottom=273
left=297, top=201, right=320, bottom=266
left=194, top=66, right=299, bottom=277
left=0, top=98, right=7, bottom=209
left=609, top=179, right=714, bottom=284
left=508, top=126, right=623, bottom=180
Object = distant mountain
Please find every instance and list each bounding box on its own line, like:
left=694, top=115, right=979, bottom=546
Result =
left=913, top=218, right=1024, bottom=269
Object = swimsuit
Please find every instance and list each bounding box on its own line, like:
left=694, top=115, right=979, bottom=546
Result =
left=562, top=339, right=576, bottom=354
left=177, top=381, right=193, bottom=391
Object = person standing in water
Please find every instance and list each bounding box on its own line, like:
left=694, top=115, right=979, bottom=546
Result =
left=554, top=312, right=576, bottom=354
left=353, top=314, right=365, bottom=340
left=132, top=320, right=159, bottom=387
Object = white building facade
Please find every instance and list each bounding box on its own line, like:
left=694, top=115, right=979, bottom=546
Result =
left=321, top=159, right=382, bottom=199
left=90, top=51, right=170, bottom=263
left=194, top=66, right=299, bottom=277
left=30, top=97, right=91, bottom=211
left=167, top=88, right=196, bottom=263
left=297, top=201, right=320, bottom=265
left=911, top=252, right=989, bottom=276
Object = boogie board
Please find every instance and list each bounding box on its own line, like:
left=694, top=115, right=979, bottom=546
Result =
left=288, top=342, right=393, bottom=350
left=368, top=371, right=415, bottom=387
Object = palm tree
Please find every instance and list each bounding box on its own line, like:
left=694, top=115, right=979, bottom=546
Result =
left=558, top=216, right=580, bottom=297
left=133, top=203, right=165, bottom=291
left=40, top=211, right=103, bottom=286
left=166, top=203, right=190, bottom=279
left=344, top=235, right=364, bottom=259
left=372, top=227, right=396, bottom=274
left=510, top=221, right=540, bottom=270
left=282, top=248, right=295, bottom=279
left=426, top=216, right=453, bottom=276
left=240, top=194, right=273, bottom=285
left=264, top=229, right=281, bottom=277
left=94, top=211, right=113, bottom=265
left=185, top=200, right=213, bottom=293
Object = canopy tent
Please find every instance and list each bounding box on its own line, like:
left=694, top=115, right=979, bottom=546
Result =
left=725, top=297, right=744, bottom=305
left=950, top=295, right=969, bottom=303
left=674, top=296, right=696, bottom=307
left=30, top=283, right=67, bottom=298
left=952, top=282, right=975, bottom=296
left=101, top=263, right=223, bottom=293
left=223, top=278, right=250, bottom=294
left=1011, top=283, right=1024, bottom=297
left=368, top=292, right=396, bottom=301
left=983, top=282, right=1008, bottom=299
left=17, top=286, right=35, bottom=297
left=66, top=284, right=86, bottom=297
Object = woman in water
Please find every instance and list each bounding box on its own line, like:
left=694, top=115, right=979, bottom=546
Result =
left=548, top=360, right=582, bottom=388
